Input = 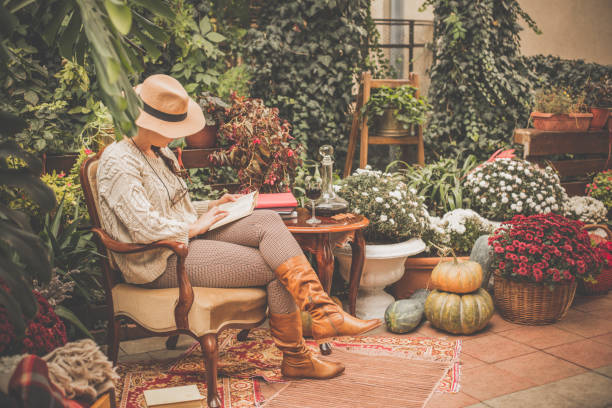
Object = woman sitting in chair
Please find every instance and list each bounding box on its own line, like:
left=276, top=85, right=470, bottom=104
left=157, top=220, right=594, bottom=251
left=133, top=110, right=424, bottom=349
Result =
left=96, top=74, right=381, bottom=380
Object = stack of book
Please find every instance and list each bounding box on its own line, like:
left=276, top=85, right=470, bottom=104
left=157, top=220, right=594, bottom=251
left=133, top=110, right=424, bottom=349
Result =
left=143, top=384, right=204, bottom=408
left=255, top=192, right=298, bottom=219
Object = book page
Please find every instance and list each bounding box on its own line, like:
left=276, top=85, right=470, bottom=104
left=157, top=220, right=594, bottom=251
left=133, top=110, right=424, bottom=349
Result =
left=208, top=191, right=258, bottom=231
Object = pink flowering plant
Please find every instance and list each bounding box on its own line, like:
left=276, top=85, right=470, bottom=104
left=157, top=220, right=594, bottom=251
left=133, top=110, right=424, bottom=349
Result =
left=210, top=94, right=302, bottom=193
left=489, top=213, right=602, bottom=285
left=587, top=170, right=612, bottom=214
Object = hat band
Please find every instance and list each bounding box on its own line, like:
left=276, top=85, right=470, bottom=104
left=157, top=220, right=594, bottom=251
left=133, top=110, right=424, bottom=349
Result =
left=143, top=101, right=188, bottom=122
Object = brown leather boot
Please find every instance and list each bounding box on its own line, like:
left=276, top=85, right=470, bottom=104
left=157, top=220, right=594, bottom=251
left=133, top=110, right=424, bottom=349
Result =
left=274, top=255, right=381, bottom=341
left=269, top=311, right=344, bottom=379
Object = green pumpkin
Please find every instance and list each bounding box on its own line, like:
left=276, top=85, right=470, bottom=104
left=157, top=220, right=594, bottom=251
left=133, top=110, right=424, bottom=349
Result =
left=410, top=288, right=431, bottom=305
left=385, top=299, right=424, bottom=334
left=424, top=289, right=494, bottom=335
left=470, top=235, right=494, bottom=289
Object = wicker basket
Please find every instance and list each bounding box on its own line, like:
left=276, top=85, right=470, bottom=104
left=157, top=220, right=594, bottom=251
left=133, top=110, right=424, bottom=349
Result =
left=493, top=272, right=577, bottom=325
left=579, top=224, right=612, bottom=296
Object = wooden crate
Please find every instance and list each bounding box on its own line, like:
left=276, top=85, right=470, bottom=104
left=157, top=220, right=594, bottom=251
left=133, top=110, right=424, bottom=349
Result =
left=513, top=128, right=610, bottom=196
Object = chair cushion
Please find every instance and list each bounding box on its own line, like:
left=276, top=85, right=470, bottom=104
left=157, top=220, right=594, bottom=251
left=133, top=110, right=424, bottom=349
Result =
left=112, top=284, right=267, bottom=336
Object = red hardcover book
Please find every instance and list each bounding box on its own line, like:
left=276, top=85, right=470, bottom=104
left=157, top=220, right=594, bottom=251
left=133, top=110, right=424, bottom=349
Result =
left=255, top=192, right=298, bottom=209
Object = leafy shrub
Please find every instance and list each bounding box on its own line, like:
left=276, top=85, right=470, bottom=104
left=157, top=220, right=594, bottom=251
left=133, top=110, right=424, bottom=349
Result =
left=524, top=55, right=612, bottom=100
left=464, top=158, right=568, bottom=221
left=423, top=0, right=539, bottom=160
left=587, top=170, right=612, bottom=212
left=533, top=87, right=587, bottom=114
left=361, top=85, right=431, bottom=129
left=397, top=156, right=478, bottom=217
left=210, top=95, right=302, bottom=193
left=565, top=196, right=607, bottom=225
left=337, top=167, right=429, bottom=244
left=245, top=0, right=379, bottom=160
left=427, top=209, right=498, bottom=256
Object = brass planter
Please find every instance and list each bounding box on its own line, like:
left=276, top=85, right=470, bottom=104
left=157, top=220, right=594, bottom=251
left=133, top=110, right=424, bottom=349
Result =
left=373, top=108, right=410, bottom=137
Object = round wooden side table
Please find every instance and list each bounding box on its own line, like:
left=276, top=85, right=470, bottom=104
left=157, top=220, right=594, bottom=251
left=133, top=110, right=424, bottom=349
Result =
left=284, top=208, right=369, bottom=318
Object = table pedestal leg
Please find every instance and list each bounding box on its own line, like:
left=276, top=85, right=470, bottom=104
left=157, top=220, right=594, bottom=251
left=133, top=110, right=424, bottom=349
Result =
left=348, top=229, right=366, bottom=317
left=314, top=234, right=334, bottom=294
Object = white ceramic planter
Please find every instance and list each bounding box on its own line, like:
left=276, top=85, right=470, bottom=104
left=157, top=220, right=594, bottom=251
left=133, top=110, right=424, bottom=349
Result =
left=334, top=238, right=426, bottom=320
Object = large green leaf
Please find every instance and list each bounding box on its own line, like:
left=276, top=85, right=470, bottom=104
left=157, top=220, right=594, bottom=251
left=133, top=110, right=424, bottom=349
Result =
left=0, top=169, right=56, bottom=212
left=59, top=9, right=83, bottom=59
left=42, top=0, right=73, bottom=45
left=0, top=221, right=52, bottom=280
left=130, top=0, right=175, bottom=20
left=104, top=0, right=132, bottom=35
left=133, top=11, right=168, bottom=42
left=0, top=289, right=26, bottom=335
left=0, top=140, right=43, bottom=174
left=0, top=4, right=18, bottom=37
left=55, top=305, right=93, bottom=339
left=0, top=111, right=26, bottom=135
left=0, top=263, right=38, bottom=321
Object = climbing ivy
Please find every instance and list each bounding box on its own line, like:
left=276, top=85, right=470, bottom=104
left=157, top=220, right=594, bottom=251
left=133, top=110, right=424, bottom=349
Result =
left=524, top=54, right=612, bottom=101
left=423, top=0, right=540, bottom=161
left=245, top=0, right=381, bottom=160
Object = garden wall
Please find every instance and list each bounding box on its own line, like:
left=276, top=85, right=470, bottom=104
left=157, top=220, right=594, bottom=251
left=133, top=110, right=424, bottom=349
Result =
left=519, top=0, right=612, bottom=65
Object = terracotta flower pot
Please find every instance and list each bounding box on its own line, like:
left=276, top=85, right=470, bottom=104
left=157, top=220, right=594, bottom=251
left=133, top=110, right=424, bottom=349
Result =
left=185, top=125, right=217, bottom=148
left=530, top=112, right=593, bottom=132
left=392, top=255, right=469, bottom=299
left=589, top=107, right=610, bottom=130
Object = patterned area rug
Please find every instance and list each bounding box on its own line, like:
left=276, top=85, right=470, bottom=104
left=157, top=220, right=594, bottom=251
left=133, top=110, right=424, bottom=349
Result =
left=115, top=329, right=461, bottom=408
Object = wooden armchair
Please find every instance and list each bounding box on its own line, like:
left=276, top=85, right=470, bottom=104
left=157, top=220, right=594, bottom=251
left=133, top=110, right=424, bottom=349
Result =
left=80, top=151, right=268, bottom=408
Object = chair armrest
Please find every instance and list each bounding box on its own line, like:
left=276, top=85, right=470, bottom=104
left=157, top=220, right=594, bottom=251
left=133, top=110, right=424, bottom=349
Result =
left=91, top=228, right=188, bottom=257
left=91, top=228, right=194, bottom=330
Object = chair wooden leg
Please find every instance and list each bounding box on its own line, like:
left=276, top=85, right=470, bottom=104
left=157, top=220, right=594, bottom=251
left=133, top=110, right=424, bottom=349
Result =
left=236, top=329, right=250, bottom=341
left=107, top=318, right=120, bottom=364
left=166, top=335, right=179, bottom=350
left=199, top=334, right=221, bottom=408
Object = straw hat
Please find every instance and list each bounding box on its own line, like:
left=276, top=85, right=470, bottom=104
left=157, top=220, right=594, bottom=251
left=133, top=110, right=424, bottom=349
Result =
left=134, top=74, right=205, bottom=139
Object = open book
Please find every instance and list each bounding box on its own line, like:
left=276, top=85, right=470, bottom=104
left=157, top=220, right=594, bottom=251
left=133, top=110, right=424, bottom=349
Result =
left=208, top=191, right=259, bottom=231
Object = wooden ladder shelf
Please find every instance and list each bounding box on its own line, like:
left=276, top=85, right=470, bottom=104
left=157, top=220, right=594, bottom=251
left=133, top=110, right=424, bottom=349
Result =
left=344, top=71, right=425, bottom=177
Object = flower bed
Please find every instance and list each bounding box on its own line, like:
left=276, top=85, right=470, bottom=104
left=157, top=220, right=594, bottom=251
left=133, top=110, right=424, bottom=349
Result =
left=489, top=213, right=601, bottom=285
left=465, top=158, right=568, bottom=221
left=337, top=167, right=429, bottom=244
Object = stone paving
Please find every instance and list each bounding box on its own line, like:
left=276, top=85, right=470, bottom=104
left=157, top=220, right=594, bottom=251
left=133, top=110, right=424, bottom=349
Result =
left=117, top=291, right=612, bottom=408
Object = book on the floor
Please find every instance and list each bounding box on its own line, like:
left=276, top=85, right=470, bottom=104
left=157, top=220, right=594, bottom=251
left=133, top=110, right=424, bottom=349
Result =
left=209, top=190, right=258, bottom=231
left=143, top=384, right=204, bottom=408
left=255, top=192, right=298, bottom=210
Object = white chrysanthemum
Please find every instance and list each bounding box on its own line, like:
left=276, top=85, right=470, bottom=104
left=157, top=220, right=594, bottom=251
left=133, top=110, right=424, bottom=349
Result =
left=375, top=197, right=383, bottom=203
left=380, top=214, right=388, bottom=222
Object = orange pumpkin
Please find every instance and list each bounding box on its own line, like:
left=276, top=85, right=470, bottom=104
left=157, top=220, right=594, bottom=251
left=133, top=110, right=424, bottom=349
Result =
left=430, top=258, right=483, bottom=294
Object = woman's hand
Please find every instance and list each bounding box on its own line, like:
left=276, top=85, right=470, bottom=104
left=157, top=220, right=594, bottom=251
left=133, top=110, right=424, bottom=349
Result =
left=188, top=207, right=229, bottom=238
left=210, top=193, right=242, bottom=208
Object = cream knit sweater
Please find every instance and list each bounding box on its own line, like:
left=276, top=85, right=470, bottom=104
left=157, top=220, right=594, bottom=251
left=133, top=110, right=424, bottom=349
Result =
left=97, top=139, right=209, bottom=284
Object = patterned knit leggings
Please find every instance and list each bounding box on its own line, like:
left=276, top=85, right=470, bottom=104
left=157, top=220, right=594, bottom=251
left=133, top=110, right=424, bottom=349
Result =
left=147, top=210, right=302, bottom=314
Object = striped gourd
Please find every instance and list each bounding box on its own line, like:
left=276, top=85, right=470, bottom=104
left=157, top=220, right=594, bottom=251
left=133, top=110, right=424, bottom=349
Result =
left=424, top=289, right=494, bottom=334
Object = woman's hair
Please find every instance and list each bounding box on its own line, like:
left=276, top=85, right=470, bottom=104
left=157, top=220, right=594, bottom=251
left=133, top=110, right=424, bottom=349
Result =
left=151, top=145, right=184, bottom=177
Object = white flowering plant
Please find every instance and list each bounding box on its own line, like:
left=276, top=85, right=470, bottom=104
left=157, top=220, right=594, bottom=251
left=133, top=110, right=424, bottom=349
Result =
left=565, top=196, right=607, bottom=224
left=425, top=209, right=499, bottom=256
left=337, top=167, right=430, bottom=243
left=464, top=158, right=568, bottom=221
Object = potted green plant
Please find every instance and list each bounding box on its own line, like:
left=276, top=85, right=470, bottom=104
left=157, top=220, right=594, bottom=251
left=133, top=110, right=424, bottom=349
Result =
left=185, top=92, right=230, bottom=148
left=491, top=213, right=603, bottom=324
left=586, top=76, right=612, bottom=130
left=531, top=87, right=592, bottom=131
left=334, top=167, right=429, bottom=319
left=209, top=95, right=302, bottom=193
left=361, top=85, right=431, bottom=137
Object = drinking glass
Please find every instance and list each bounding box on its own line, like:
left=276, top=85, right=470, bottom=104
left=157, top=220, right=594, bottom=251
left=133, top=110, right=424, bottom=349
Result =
left=305, top=176, right=322, bottom=224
